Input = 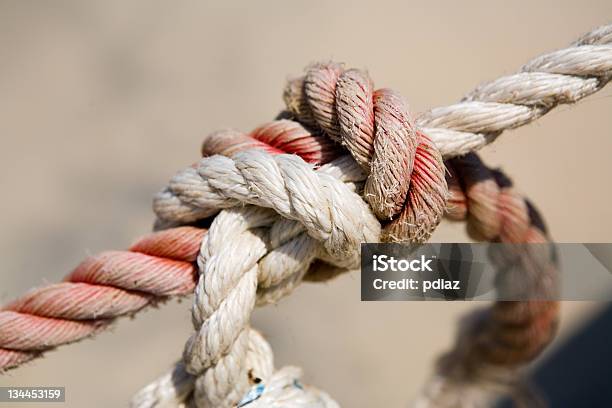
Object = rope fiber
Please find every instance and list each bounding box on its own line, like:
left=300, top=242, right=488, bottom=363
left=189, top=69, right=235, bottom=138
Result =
left=1, top=22, right=610, bottom=408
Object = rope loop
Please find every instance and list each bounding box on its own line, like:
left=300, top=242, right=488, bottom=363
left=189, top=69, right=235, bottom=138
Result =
left=284, top=62, right=449, bottom=243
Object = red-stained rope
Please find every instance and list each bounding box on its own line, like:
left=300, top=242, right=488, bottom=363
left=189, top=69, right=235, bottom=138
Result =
left=0, top=227, right=205, bottom=371
left=443, top=153, right=558, bottom=369
left=0, top=123, right=339, bottom=372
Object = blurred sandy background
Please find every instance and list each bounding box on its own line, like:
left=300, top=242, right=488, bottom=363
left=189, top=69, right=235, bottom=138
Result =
left=0, top=1, right=610, bottom=407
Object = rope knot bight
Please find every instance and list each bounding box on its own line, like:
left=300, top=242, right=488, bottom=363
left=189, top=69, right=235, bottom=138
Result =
left=147, top=62, right=456, bottom=407
left=284, top=62, right=448, bottom=243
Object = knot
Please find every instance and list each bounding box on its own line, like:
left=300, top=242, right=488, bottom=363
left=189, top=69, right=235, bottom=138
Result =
left=283, top=62, right=448, bottom=242
left=148, top=61, right=452, bottom=407
left=153, top=140, right=378, bottom=406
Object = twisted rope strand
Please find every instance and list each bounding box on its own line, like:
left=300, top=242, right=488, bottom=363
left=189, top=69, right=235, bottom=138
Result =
left=283, top=63, right=448, bottom=243
left=419, top=23, right=612, bottom=157
left=416, top=154, right=558, bottom=407
left=445, top=154, right=558, bottom=365
left=135, top=125, right=372, bottom=407
left=156, top=133, right=380, bottom=406
left=0, top=226, right=205, bottom=371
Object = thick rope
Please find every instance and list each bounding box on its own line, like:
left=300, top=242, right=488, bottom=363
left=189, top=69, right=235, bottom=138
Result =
left=140, top=130, right=559, bottom=407
left=0, top=227, right=205, bottom=370
left=150, top=123, right=381, bottom=407
left=418, top=23, right=612, bottom=157
left=283, top=63, right=448, bottom=243
left=416, top=154, right=558, bottom=407
left=0, top=26, right=612, bottom=404
left=1, top=23, right=607, bottom=373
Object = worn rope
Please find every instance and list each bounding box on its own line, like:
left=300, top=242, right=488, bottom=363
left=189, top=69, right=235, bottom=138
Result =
left=1, top=23, right=607, bottom=373
left=283, top=66, right=448, bottom=243
left=418, top=23, right=612, bottom=157
left=0, top=227, right=205, bottom=371
left=149, top=123, right=381, bottom=407
left=0, top=23, right=608, bottom=406
left=140, top=125, right=560, bottom=407
left=416, top=154, right=558, bottom=407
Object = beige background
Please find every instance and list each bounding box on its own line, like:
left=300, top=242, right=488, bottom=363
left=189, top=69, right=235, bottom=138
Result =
left=0, top=1, right=611, bottom=407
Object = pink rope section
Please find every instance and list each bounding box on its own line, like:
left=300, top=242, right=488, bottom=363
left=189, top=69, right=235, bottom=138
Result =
left=442, top=153, right=558, bottom=370
left=283, top=63, right=448, bottom=243
left=200, top=119, right=341, bottom=164
left=0, top=226, right=205, bottom=371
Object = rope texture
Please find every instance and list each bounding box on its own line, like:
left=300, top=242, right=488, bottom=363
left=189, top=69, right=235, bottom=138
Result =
left=139, top=124, right=560, bottom=407
left=137, top=25, right=611, bottom=405
left=0, top=22, right=609, bottom=407
left=0, top=227, right=205, bottom=370
left=283, top=65, right=448, bottom=243
left=416, top=154, right=558, bottom=407
left=152, top=123, right=381, bottom=407
left=420, top=24, right=612, bottom=157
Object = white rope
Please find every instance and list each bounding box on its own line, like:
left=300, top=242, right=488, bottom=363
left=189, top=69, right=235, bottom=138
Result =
left=133, top=151, right=379, bottom=407
left=421, top=24, right=612, bottom=157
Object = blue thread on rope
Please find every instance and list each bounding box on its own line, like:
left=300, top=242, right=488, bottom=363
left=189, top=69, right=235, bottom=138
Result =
left=237, top=383, right=265, bottom=407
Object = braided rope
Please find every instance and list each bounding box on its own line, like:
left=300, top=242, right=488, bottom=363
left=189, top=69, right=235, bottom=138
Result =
left=0, top=22, right=608, bottom=407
